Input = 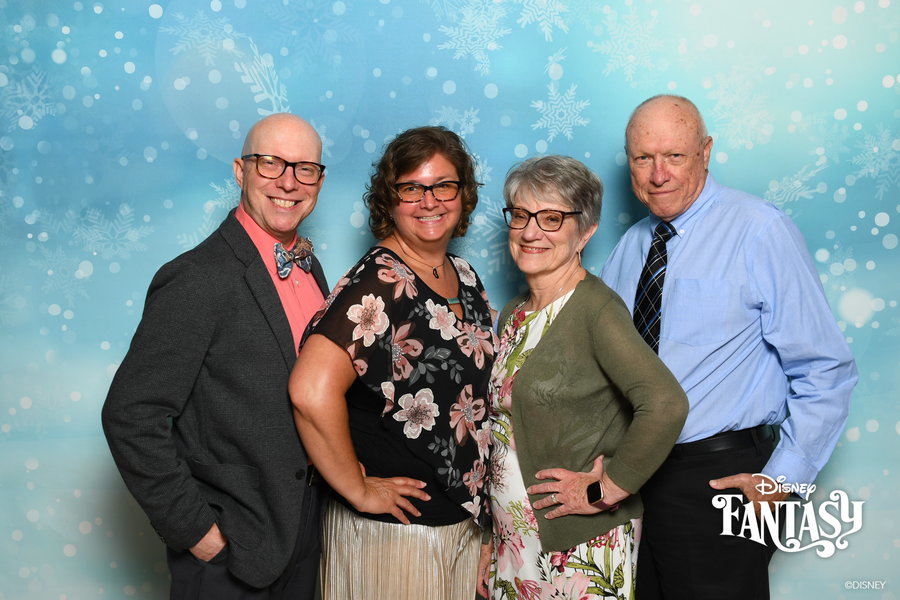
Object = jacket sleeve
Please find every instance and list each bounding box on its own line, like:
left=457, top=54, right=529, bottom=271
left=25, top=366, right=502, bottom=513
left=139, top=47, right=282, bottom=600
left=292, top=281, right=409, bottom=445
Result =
left=101, top=257, right=218, bottom=550
left=592, top=291, right=689, bottom=493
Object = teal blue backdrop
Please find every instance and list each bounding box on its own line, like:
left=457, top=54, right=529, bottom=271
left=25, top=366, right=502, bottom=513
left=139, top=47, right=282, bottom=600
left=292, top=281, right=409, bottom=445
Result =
left=1, top=1, right=897, bottom=598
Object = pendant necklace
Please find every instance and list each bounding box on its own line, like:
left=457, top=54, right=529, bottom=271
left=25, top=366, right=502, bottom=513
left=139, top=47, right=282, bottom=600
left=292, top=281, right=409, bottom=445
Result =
left=394, top=236, right=445, bottom=279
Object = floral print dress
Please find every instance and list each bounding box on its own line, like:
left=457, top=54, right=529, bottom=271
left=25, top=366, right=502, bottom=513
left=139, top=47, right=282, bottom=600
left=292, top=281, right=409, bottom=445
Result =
left=488, top=292, right=640, bottom=599
left=307, top=246, right=497, bottom=527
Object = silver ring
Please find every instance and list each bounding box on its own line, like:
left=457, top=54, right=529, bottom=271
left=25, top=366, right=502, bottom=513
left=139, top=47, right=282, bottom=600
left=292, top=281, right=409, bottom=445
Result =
left=551, top=493, right=558, bottom=504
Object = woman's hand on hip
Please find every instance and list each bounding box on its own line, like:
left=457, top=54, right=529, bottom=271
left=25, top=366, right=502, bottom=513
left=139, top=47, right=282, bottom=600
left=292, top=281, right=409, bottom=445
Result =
left=476, top=540, right=493, bottom=598
left=527, top=456, right=629, bottom=519
left=350, top=475, right=430, bottom=525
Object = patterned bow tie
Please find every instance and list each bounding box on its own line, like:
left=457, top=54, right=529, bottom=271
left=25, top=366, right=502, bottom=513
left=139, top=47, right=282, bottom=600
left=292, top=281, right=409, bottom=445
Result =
left=274, top=237, right=314, bottom=278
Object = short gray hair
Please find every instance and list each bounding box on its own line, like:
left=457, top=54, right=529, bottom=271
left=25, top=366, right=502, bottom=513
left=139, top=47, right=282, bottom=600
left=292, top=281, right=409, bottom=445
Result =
left=503, top=155, right=602, bottom=234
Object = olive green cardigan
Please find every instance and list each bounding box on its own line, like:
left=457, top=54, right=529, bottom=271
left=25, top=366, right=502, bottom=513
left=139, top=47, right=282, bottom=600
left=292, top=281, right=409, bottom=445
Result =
left=496, top=273, right=688, bottom=552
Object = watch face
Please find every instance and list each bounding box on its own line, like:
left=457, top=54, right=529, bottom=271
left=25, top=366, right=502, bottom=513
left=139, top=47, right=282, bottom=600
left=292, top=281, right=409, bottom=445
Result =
left=587, top=481, right=604, bottom=504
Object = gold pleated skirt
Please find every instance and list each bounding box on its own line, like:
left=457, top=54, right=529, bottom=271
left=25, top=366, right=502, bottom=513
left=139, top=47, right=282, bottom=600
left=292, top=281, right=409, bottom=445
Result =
left=320, top=499, right=481, bottom=600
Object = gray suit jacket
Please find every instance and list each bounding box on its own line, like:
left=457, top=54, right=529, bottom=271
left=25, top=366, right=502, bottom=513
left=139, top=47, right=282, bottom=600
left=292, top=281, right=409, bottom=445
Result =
left=102, top=209, right=329, bottom=588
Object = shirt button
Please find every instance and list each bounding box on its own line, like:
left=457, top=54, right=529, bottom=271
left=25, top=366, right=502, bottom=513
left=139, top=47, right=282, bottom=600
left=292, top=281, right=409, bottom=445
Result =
left=295, top=469, right=306, bottom=480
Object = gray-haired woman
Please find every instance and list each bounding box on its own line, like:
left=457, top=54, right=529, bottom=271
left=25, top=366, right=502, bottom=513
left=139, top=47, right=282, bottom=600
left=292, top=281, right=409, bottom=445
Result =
left=478, top=155, right=688, bottom=599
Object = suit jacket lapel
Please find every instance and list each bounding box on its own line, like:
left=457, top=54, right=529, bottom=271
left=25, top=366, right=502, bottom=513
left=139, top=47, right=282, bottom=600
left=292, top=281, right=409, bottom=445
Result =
left=309, top=256, right=329, bottom=297
left=219, top=210, right=297, bottom=370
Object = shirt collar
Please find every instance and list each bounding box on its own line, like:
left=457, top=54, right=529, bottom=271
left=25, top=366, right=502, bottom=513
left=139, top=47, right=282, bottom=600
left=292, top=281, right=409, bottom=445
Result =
left=235, top=202, right=298, bottom=273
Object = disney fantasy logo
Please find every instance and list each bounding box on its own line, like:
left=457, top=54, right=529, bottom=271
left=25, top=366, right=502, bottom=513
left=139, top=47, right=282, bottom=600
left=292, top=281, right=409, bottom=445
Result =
left=712, top=474, right=864, bottom=558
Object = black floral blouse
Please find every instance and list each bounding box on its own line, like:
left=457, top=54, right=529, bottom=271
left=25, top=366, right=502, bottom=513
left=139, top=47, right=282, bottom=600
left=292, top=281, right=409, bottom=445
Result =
left=306, top=247, right=497, bottom=527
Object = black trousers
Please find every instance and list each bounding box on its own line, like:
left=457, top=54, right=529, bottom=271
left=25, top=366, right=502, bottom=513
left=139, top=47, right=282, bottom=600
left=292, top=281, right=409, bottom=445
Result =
left=167, top=484, right=324, bottom=600
left=636, top=430, right=779, bottom=600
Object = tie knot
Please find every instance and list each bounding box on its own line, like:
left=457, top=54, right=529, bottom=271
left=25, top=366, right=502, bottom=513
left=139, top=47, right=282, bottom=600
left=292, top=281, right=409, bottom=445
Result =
left=654, top=221, right=675, bottom=242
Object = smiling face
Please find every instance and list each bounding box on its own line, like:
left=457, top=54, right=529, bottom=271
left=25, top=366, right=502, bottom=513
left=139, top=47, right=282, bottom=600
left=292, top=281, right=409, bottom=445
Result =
left=233, top=114, right=324, bottom=244
left=626, top=97, right=712, bottom=221
left=389, top=153, right=463, bottom=254
left=507, top=191, right=596, bottom=281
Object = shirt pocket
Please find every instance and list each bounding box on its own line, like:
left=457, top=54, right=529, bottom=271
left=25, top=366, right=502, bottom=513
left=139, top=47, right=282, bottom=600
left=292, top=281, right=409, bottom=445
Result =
left=663, top=278, right=741, bottom=346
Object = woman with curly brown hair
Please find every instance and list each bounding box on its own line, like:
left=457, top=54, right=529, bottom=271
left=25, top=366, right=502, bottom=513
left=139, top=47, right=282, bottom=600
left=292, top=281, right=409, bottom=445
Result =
left=290, top=126, right=496, bottom=600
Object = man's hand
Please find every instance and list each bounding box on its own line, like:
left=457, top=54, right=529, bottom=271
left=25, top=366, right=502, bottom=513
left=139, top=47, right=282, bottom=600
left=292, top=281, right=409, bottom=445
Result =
left=709, top=473, right=790, bottom=515
left=189, top=522, right=227, bottom=562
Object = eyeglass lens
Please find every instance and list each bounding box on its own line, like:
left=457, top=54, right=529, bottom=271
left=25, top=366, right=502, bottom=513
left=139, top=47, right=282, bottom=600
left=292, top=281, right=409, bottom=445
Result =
left=396, top=181, right=460, bottom=202
left=505, top=208, right=569, bottom=231
left=251, top=155, right=323, bottom=184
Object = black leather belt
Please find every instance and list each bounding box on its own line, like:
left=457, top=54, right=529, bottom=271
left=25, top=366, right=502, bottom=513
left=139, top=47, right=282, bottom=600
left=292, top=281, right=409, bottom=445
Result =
left=668, top=424, right=778, bottom=459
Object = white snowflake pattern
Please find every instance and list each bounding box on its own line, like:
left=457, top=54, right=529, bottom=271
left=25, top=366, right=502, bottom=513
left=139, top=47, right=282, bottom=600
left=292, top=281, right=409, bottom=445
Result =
left=234, top=38, right=290, bottom=116
left=851, top=125, right=899, bottom=201
left=455, top=194, right=512, bottom=277
left=160, top=11, right=243, bottom=66
left=0, top=146, right=13, bottom=185
left=764, top=162, right=827, bottom=208
left=707, top=65, right=774, bottom=150
left=438, top=0, right=512, bottom=76
left=32, top=245, right=89, bottom=307
left=0, top=69, right=56, bottom=131
left=178, top=179, right=240, bottom=250
left=3, top=381, right=72, bottom=436
left=566, top=0, right=606, bottom=31
left=515, top=0, right=570, bottom=42
left=588, top=6, right=662, bottom=84
left=311, top=120, right=336, bottom=160
left=38, top=209, right=78, bottom=236
left=531, top=82, right=590, bottom=142
left=0, top=195, right=10, bottom=244
left=262, top=2, right=359, bottom=69
left=0, top=274, right=26, bottom=327
left=72, top=204, right=154, bottom=260
left=430, top=106, right=481, bottom=138
left=421, top=0, right=468, bottom=22
left=545, top=48, right=567, bottom=76
left=807, top=115, right=851, bottom=165
left=473, top=153, right=493, bottom=186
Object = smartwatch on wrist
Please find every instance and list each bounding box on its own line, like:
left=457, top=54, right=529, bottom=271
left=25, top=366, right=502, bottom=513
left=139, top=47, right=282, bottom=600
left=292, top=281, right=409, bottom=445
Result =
left=586, top=480, right=605, bottom=506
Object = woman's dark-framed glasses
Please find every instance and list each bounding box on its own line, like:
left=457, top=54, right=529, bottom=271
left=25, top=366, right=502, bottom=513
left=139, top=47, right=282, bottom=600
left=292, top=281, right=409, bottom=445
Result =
left=242, top=154, right=326, bottom=185
left=394, top=181, right=461, bottom=203
left=503, top=207, right=582, bottom=232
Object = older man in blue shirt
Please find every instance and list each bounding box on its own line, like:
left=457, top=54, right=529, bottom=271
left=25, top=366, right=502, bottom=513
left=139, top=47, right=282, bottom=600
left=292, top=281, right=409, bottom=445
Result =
left=601, top=95, right=857, bottom=599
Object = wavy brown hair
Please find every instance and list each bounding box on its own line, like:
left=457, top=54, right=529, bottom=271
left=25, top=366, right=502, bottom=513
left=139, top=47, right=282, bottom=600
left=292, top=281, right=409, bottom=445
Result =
left=365, top=126, right=480, bottom=240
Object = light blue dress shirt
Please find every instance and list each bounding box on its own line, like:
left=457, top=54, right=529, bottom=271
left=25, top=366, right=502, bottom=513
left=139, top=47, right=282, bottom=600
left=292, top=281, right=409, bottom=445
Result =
left=602, top=174, right=857, bottom=485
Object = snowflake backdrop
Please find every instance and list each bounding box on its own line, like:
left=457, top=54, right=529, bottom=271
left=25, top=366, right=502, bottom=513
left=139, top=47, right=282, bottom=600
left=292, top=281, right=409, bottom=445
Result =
left=1, top=1, right=897, bottom=598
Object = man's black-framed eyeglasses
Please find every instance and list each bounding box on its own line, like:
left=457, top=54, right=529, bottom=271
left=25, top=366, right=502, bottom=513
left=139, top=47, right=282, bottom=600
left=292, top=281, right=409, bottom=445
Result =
left=502, top=207, right=582, bottom=232
left=394, top=181, right=461, bottom=203
left=241, top=154, right=326, bottom=185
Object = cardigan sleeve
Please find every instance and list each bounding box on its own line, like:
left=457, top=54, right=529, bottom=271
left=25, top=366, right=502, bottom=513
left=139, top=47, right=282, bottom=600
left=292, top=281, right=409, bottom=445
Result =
left=590, top=291, right=688, bottom=493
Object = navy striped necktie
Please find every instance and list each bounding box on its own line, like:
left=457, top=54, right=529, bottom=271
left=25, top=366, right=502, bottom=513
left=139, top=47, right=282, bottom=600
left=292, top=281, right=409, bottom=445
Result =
left=633, top=221, right=676, bottom=353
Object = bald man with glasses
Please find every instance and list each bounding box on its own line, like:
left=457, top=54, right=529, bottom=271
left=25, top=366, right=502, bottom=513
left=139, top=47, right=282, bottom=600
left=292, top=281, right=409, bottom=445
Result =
left=103, top=113, right=330, bottom=599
